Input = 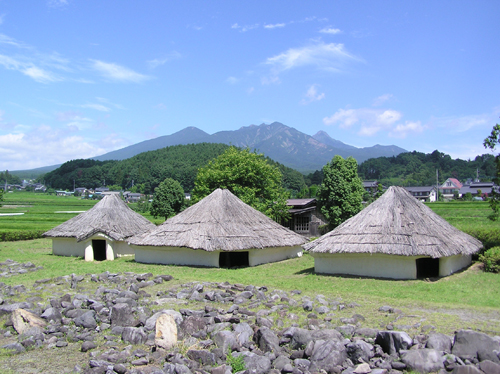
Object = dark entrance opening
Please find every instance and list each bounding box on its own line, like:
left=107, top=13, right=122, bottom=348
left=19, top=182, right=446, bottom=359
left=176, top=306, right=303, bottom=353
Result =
left=92, top=239, right=107, bottom=261
left=219, top=251, right=249, bottom=268
left=416, top=257, right=439, bottom=278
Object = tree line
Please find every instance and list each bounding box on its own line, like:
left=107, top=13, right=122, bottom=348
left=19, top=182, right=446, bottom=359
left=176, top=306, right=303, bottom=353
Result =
left=40, top=143, right=307, bottom=194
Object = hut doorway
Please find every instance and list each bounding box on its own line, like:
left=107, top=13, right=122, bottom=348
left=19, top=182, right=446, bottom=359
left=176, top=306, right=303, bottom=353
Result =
left=219, top=251, right=249, bottom=268
left=92, top=240, right=107, bottom=261
left=416, top=257, right=439, bottom=278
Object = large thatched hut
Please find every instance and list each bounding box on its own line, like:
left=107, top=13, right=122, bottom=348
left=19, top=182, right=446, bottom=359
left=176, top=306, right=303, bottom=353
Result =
left=44, top=194, right=156, bottom=261
left=129, top=189, right=307, bottom=267
left=303, top=186, right=483, bottom=279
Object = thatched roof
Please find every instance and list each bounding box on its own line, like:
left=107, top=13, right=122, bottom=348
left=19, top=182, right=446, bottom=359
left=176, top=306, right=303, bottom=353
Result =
left=304, top=186, right=483, bottom=257
left=43, top=194, right=156, bottom=242
left=129, top=188, right=307, bottom=251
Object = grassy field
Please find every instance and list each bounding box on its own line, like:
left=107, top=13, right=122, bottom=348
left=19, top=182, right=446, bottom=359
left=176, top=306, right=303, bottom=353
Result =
left=1, top=192, right=499, bottom=336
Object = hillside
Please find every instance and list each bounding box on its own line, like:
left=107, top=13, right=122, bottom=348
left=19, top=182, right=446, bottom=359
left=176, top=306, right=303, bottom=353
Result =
left=42, top=143, right=307, bottom=193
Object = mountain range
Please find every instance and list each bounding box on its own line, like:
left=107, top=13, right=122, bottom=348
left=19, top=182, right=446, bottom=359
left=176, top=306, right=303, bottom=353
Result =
left=93, top=122, right=406, bottom=173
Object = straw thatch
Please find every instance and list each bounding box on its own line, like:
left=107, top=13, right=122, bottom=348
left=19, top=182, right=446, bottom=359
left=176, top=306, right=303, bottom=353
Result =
left=129, top=188, right=307, bottom=251
left=304, top=186, right=483, bottom=257
left=43, top=194, right=156, bottom=242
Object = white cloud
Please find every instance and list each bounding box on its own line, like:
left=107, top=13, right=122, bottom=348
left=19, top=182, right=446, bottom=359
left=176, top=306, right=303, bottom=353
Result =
left=47, top=0, right=69, bottom=8
left=372, top=93, right=393, bottom=107
left=0, top=126, right=108, bottom=170
left=429, top=113, right=494, bottom=132
left=265, top=42, right=360, bottom=74
left=319, top=27, right=341, bottom=34
left=264, top=23, right=285, bottom=29
left=389, top=121, right=425, bottom=138
left=301, top=84, right=325, bottom=104
left=90, top=60, right=150, bottom=83
left=147, top=51, right=182, bottom=69
left=231, top=23, right=259, bottom=32
left=261, top=75, right=281, bottom=85
left=81, top=103, right=111, bottom=112
left=226, top=76, right=239, bottom=84
left=0, top=54, right=59, bottom=83
left=323, top=107, right=422, bottom=138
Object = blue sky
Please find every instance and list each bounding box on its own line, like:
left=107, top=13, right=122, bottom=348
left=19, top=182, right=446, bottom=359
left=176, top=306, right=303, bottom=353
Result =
left=0, top=1, right=499, bottom=171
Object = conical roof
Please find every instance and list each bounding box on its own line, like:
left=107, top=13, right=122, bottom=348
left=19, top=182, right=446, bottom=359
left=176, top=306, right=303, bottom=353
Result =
left=44, top=194, right=156, bottom=242
left=304, top=186, right=483, bottom=257
left=129, top=188, right=307, bottom=251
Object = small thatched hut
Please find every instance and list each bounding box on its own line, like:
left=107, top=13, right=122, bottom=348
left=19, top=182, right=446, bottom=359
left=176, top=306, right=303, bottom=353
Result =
left=129, top=189, right=307, bottom=267
left=44, top=194, right=156, bottom=261
left=303, top=186, right=483, bottom=279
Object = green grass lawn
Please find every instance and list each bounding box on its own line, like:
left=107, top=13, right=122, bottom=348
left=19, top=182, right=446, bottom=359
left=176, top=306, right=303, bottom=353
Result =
left=426, top=200, right=500, bottom=231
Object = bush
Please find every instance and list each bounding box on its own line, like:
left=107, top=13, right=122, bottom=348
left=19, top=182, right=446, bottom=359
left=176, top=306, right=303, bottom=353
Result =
left=0, top=230, right=45, bottom=242
left=462, top=228, right=500, bottom=251
left=479, top=246, right=500, bottom=273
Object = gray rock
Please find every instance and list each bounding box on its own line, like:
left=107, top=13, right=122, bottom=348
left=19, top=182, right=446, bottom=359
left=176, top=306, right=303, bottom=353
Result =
left=272, top=355, right=291, bottom=371
left=308, top=339, right=347, bottom=372
left=233, top=322, right=253, bottom=346
left=0, top=302, right=33, bottom=316
left=375, top=330, right=413, bottom=356
left=346, top=340, right=374, bottom=364
left=111, top=303, right=137, bottom=327
left=40, top=306, right=62, bottom=322
left=2, top=342, right=26, bottom=354
left=74, top=310, right=97, bottom=329
left=145, top=309, right=183, bottom=331
left=401, top=348, right=444, bottom=373
left=255, top=326, right=281, bottom=353
left=213, top=330, right=239, bottom=352
left=81, top=341, right=97, bottom=352
left=479, top=360, right=500, bottom=374
left=302, top=301, right=313, bottom=311
left=122, top=326, right=148, bottom=345
left=187, top=349, right=216, bottom=366
left=294, top=358, right=311, bottom=371
left=180, top=315, right=206, bottom=338
left=233, top=351, right=271, bottom=374
left=451, top=366, right=484, bottom=374
left=452, top=329, right=500, bottom=363
left=426, top=333, right=452, bottom=352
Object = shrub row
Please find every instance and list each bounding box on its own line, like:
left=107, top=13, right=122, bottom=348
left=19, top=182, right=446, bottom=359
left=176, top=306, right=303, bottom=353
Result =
left=479, top=246, right=500, bottom=273
left=463, top=228, right=500, bottom=251
left=0, top=230, right=45, bottom=242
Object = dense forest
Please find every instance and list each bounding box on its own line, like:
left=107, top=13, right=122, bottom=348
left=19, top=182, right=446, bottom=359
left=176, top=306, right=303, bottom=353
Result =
left=304, top=150, right=497, bottom=187
left=41, top=143, right=307, bottom=194
left=0, top=170, right=22, bottom=185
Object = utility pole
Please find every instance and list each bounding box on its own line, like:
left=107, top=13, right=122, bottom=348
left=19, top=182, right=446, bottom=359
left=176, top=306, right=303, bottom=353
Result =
left=436, top=169, right=439, bottom=202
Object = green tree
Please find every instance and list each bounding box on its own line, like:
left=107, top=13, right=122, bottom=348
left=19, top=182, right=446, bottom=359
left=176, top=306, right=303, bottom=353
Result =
left=150, top=178, right=185, bottom=220
left=0, top=188, right=3, bottom=207
left=484, top=122, right=500, bottom=220
left=192, top=147, right=290, bottom=221
left=318, top=155, right=364, bottom=229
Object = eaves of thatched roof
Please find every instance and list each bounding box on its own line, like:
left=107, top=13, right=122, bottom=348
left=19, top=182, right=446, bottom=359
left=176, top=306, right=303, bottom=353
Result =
left=303, top=186, right=483, bottom=258
left=43, top=194, right=156, bottom=242
left=129, top=188, right=307, bottom=251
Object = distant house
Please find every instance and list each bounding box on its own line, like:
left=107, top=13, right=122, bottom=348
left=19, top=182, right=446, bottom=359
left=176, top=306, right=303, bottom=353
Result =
left=95, top=187, right=109, bottom=193
left=362, top=180, right=379, bottom=194
left=404, top=186, right=437, bottom=202
left=284, top=198, right=328, bottom=237
left=56, top=190, right=73, bottom=196
left=459, top=181, right=498, bottom=198
left=440, top=178, right=462, bottom=200
left=123, top=192, right=143, bottom=203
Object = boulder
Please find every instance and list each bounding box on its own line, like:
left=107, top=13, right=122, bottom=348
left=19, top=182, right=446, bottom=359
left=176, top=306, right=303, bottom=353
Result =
left=155, top=313, right=177, bottom=350
left=452, top=329, right=500, bottom=363
left=346, top=340, right=374, bottom=364
left=401, top=348, right=444, bottom=373
left=122, top=326, right=148, bottom=345
left=479, top=360, right=500, bottom=374
left=426, top=333, right=452, bottom=352
left=375, top=330, right=413, bottom=356
left=254, top=326, right=281, bottom=353
left=451, top=366, right=484, bottom=374
left=233, top=351, right=271, bottom=374
left=213, top=330, right=239, bottom=352
left=233, top=322, right=253, bottom=346
left=111, top=303, right=137, bottom=327
left=187, top=349, right=216, bottom=366
left=12, top=308, right=47, bottom=334
left=308, top=339, right=347, bottom=372
left=180, top=315, right=206, bottom=338
left=74, top=310, right=97, bottom=329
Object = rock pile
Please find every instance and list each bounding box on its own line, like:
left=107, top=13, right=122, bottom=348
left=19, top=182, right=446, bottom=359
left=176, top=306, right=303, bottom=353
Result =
left=0, top=271, right=499, bottom=374
left=0, top=259, right=42, bottom=278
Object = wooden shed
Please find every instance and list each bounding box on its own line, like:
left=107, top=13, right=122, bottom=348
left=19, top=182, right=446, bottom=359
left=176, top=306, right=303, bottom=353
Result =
left=129, top=189, right=307, bottom=267
left=44, top=194, right=156, bottom=261
left=303, top=186, right=483, bottom=279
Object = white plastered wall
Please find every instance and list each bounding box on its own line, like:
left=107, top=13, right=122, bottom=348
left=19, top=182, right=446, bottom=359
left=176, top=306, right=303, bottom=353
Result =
left=248, top=246, right=302, bottom=266
left=132, top=245, right=303, bottom=267
left=52, top=233, right=134, bottom=261
left=311, top=252, right=419, bottom=279
left=439, top=254, right=472, bottom=277
left=132, top=246, right=220, bottom=267
left=52, top=238, right=86, bottom=257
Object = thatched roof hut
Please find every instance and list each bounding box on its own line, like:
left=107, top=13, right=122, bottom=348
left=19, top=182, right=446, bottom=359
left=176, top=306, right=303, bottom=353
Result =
left=130, top=188, right=307, bottom=267
left=304, top=186, right=483, bottom=279
left=44, top=194, right=155, bottom=261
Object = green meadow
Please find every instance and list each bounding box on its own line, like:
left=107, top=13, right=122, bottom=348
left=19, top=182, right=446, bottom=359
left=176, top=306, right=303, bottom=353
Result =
left=0, top=191, right=499, bottom=335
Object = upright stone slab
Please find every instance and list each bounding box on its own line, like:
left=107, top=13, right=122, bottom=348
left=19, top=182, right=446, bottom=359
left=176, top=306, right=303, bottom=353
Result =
left=155, top=314, right=177, bottom=350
